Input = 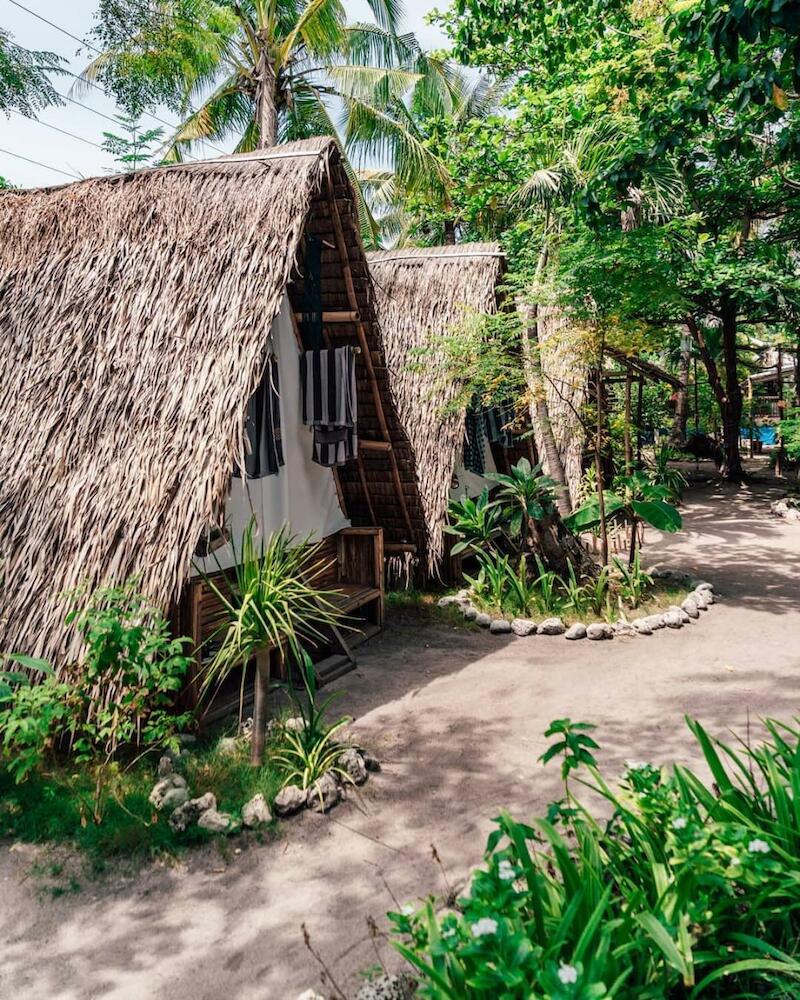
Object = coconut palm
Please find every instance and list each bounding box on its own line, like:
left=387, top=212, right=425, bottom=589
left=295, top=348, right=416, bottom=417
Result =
left=82, top=1, right=454, bottom=240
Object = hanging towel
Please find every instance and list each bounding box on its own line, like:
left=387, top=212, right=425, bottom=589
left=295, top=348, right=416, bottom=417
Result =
left=300, top=346, right=358, bottom=466
left=235, top=355, right=284, bottom=478
left=485, top=401, right=515, bottom=449
left=464, top=402, right=486, bottom=475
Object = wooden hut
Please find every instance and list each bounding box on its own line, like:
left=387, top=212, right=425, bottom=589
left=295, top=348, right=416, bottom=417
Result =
left=0, top=138, right=427, bottom=687
left=367, top=243, right=534, bottom=579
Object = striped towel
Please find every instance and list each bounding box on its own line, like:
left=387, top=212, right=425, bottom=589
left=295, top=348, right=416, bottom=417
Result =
left=300, top=346, right=358, bottom=466
left=485, top=402, right=515, bottom=448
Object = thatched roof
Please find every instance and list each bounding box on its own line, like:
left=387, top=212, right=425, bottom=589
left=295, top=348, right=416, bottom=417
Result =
left=367, top=243, right=506, bottom=573
left=0, top=137, right=425, bottom=664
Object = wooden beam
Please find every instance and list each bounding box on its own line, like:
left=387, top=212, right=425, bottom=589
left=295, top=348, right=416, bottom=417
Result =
left=384, top=542, right=417, bottom=553
left=359, top=439, right=392, bottom=452
left=293, top=310, right=360, bottom=324
left=325, top=176, right=416, bottom=544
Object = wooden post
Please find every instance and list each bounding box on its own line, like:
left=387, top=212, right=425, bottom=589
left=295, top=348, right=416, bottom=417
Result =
left=636, top=374, right=644, bottom=463
left=777, top=345, right=785, bottom=477
left=250, top=648, right=270, bottom=766
left=624, top=366, right=633, bottom=474
left=594, top=341, right=609, bottom=566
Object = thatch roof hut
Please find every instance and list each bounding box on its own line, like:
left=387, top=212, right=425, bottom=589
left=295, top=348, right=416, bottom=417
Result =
left=0, top=138, right=426, bottom=665
left=368, top=243, right=533, bottom=576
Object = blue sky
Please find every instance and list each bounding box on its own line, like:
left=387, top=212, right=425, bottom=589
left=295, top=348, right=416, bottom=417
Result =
left=1, top=0, right=447, bottom=187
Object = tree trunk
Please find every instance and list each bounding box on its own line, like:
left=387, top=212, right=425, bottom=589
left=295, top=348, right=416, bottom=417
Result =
left=250, top=648, right=270, bottom=766
left=777, top=345, right=785, bottom=477
left=719, top=299, right=745, bottom=482
left=520, top=231, right=572, bottom=516
left=687, top=316, right=726, bottom=470
left=443, top=219, right=456, bottom=245
left=669, top=334, right=691, bottom=448
left=594, top=347, right=610, bottom=566
left=255, top=37, right=278, bottom=148
left=795, top=333, right=800, bottom=405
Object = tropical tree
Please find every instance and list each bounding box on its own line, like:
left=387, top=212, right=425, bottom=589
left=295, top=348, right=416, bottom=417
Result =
left=0, top=27, right=63, bottom=117
left=85, top=0, right=455, bottom=240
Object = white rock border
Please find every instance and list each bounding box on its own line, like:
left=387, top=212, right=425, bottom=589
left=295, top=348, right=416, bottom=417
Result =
left=770, top=498, right=800, bottom=523
left=438, top=568, right=717, bottom=642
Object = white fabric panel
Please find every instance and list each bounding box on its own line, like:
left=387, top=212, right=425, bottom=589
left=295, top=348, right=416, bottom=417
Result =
left=193, top=295, right=349, bottom=576
left=450, top=438, right=499, bottom=501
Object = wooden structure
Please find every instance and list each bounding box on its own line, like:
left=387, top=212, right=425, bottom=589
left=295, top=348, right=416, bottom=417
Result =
left=0, top=138, right=427, bottom=690
left=367, top=243, right=533, bottom=580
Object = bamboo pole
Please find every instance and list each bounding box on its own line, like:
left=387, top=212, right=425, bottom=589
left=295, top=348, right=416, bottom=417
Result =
left=250, top=648, right=270, bottom=766
left=624, top=366, right=633, bottom=474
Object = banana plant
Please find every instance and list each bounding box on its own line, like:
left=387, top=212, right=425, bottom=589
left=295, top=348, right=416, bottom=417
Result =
left=565, top=471, right=682, bottom=565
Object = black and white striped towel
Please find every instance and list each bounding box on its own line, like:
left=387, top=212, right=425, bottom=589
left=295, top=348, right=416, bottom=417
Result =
left=300, top=346, right=358, bottom=466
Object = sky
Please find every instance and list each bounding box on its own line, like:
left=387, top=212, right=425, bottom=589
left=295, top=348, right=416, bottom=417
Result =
left=0, top=0, right=448, bottom=188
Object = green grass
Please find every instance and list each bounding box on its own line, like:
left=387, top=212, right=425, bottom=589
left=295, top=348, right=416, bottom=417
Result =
left=0, top=731, right=287, bottom=874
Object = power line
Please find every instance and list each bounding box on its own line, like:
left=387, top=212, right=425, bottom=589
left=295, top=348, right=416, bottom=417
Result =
left=0, top=145, right=80, bottom=180
left=13, top=112, right=106, bottom=150
left=6, top=0, right=228, bottom=155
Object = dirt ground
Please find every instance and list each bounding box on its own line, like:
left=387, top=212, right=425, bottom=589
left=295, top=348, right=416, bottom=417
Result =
left=2, top=463, right=799, bottom=1000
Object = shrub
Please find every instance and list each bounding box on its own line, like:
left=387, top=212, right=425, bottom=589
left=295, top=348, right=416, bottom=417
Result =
left=390, top=716, right=800, bottom=998
left=0, top=657, right=71, bottom=783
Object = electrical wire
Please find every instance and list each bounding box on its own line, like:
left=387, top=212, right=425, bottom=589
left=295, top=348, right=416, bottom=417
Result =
left=13, top=112, right=107, bottom=150
left=0, top=145, right=80, bottom=180
left=5, top=0, right=228, bottom=155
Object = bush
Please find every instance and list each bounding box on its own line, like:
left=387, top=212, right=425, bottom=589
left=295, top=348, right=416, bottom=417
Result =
left=390, top=716, right=800, bottom=998
left=0, top=580, right=193, bottom=784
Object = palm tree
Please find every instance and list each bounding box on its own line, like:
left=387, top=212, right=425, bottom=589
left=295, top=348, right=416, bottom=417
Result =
left=82, top=0, right=454, bottom=240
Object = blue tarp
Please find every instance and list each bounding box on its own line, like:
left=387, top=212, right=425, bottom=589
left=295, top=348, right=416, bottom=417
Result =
left=742, top=426, right=777, bottom=445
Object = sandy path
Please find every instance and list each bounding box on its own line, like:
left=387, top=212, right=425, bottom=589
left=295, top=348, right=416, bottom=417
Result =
left=1, top=468, right=799, bottom=1000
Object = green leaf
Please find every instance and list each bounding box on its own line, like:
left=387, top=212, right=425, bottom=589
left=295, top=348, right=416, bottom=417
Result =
left=631, top=500, right=682, bottom=532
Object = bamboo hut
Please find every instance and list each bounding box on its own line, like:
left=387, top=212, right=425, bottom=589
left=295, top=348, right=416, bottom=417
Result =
left=0, top=138, right=427, bottom=680
left=367, top=243, right=535, bottom=579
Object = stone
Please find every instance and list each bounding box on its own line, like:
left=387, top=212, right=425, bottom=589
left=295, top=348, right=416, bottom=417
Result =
left=217, top=737, right=239, bottom=755
left=456, top=589, right=470, bottom=600
left=612, top=620, right=638, bottom=637
left=645, top=614, right=665, bottom=630
left=169, top=792, right=216, bottom=833
left=463, top=605, right=478, bottom=621
left=176, top=733, right=197, bottom=748
left=157, top=755, right=173, bottom=778
left=694, top=581, right=714, bottom=593
left=668, top=605, right=691, bottom=624
left=632, top=618, right=653, bottom=635
left=538, top=617, right=566, bottom=635
left=681, top=597, right=700, bottom=619
left=489, top=619, right=512, bottom=634
left=692, top=589, right=710, bottom=609
left=242, top=793, right=272, bottom=828
left=474, top=612, right=492, bottom=628
left=295, top=992, right=325, bottom=1000
left=565, top=623, right=587, bottom=640
left=197, top=808, right=239, bottom=835
left=663, top=610, right=684, bottom=629
left=353, top=973, right=417, bottom=1000
left=159, top=786, right=190, bottom=812
left=338, top=748, right=368, bottom=785
left=307, top=772, right=341, bottom=813
left=148, top=773, right=187, bottom=810
left=587, top=622, right=613, bottom=640
left=283, top=716, right=306, bottom=733
left=437, top=595, right=459, bottom=608
left=361, top=750, right=381, bottom=773
left=273, top=784, right=307, bottom=816
left=511, top=618, right=537, bottom=636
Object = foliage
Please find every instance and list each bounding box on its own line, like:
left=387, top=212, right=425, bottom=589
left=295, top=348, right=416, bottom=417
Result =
left=201, top=522, right=346, bottom=698
left=0, top=583, right=192, bottom=785
left=0, top=27, right=63, bottom=117
left=485, top=459, right=557, bottom=545
left=65, top=580, right=193, bottom=760
left=390, top=714, right=800, bottom=998
left=0, top=657, right=71, bottom=783
left=646, top=445, right=688, bottom=502
left=781, top=408, right=800, bottom=462
left=612, top=549, right=653, bottom=610
left=444, top=488, right=505, bottom=556
left=272, top=652, right=351, bottom=791
left=101, top=114, right=165, bottom=170
left=566, top=472, right=682, bottom=541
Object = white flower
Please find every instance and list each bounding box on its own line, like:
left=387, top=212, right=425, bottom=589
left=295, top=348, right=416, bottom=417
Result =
left=470, top=917, right=498, bottom=938
left=748, top=838, right=770, bottom=854
left=730, top=855, right=741, bottom=867
left=625, top=760, right=649, bottom=772
left=497, top=859, right=517, bottom=881
left=672, top=817, right=688, bottom=830
left=557, top=963, right=579, bottom=985
left=401, top=904, right=415, bottom=916
left=442, top=927, right=457, bottom=939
